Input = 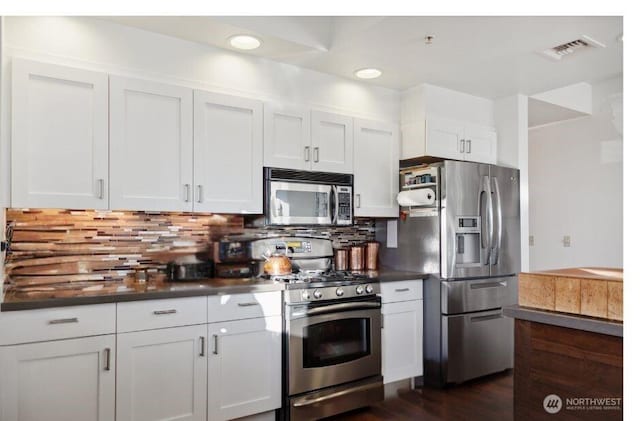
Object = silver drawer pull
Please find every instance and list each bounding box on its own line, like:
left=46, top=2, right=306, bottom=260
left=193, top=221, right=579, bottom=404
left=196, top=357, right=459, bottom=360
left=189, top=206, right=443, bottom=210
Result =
left=237, top=302, right=260, bottom=307
left=470, top=281, right=506, bottom=289
left=394, top=288, right=410, bottom=292
left=470, top=313, right=503, bottom=323
left=153, top=309, right=177, bottom=315
left=48, top=317, right=79, bottom=325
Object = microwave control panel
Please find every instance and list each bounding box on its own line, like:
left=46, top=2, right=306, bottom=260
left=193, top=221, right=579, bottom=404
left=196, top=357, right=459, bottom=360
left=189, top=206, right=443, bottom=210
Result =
left=336, top=186, right=353, bottom=225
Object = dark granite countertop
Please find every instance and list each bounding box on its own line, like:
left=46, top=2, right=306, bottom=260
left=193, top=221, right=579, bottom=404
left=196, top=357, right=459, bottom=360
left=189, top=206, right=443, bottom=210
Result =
left=504, top=304, right=623, bottom=337
left=1, top=268, right=430, bottom=312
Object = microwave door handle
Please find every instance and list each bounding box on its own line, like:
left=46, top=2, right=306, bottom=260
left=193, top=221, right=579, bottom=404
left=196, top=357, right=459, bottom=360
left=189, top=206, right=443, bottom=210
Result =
left=331, top=186, right=339, bottom=225
left=491, top=176, right=503, bottom=265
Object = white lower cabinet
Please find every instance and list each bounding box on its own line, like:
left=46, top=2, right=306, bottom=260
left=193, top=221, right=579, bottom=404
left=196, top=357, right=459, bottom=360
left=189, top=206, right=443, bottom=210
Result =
left=0, top=334, right=116, bottom=421
left=208, top=316, right=282, bottom=421
left=380, top=280, right=424, bottom=384
left=116, top=325, right=208, bottom=421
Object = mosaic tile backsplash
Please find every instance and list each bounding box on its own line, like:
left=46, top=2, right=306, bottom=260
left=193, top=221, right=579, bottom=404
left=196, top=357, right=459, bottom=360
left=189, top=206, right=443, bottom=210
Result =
left=3, top=209, right=375, bottom=288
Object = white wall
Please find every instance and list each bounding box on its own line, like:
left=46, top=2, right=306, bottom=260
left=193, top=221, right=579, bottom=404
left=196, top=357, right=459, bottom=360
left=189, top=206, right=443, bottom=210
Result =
left=0, top=16, right=400, bottom=206
left=494, top=94, right=529, bottom=271
left=528, top=76, right=623, bottom=270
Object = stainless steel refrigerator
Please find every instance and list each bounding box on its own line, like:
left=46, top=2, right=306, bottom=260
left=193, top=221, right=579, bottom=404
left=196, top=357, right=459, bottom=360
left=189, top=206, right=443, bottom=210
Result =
left=377, top=160, right=520, bottom=386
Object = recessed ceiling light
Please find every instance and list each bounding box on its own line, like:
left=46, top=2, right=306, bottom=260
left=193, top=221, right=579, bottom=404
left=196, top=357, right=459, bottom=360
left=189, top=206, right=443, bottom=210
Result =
left=354, top=68, right=382, bottom=79
left=228, top=35, right=261, bottom=50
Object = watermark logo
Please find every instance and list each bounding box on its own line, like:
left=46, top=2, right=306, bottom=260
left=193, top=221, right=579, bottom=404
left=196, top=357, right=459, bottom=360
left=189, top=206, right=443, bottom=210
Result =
left=543, top=394, right=563, bottom=414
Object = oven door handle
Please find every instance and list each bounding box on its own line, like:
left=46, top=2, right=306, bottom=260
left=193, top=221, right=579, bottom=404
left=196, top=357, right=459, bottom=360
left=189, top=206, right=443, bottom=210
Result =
left=292, top=381, right=381, bottom=407
left=291, top=301, right=381, bottom=318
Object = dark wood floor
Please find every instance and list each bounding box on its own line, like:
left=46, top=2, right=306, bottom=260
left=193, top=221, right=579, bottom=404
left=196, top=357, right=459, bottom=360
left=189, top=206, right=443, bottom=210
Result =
left=329, top=370, right=513, bottom=421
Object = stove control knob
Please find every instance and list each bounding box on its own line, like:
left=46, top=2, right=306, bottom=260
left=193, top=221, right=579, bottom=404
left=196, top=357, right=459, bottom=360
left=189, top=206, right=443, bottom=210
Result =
left=301, top=290, right=311, bottom=300
left=365, top=284, right=374, bottom=294
left=355, top=285, right=364, bottom=295
left=313, top=289, right=323, bottom=299
left=335, top=287, right=344, bottom=297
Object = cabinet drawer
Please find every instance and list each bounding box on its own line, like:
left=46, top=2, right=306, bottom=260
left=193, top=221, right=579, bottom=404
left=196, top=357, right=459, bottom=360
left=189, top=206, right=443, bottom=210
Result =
left=380, top=280, right=423, bottom=303
left=0, top=303, right=116, bottom=345
left=208, top=291, right=282, bottom=323
left=117, top=297, right=207, bottom=333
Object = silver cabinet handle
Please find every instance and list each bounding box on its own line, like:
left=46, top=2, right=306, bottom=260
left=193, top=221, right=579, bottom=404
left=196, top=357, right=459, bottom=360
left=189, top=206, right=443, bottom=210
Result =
left=199, top=336, right=205, bottom=357
left=97, top=179, right=104, bottom=199
left=394, top=288, right=410, bottom=292
left=460, top=139, right=465, bottom=153
left=184, top=184, right=190, bottom=202
left=104, top=348, right=111, bottom=371
left=237, top=302, right=260, bottom=307
left=313, top=147, right=319, bottom=163
left=212, top=334, right=218, bottom=355
left=153, top=309, right=177, bottom=315
left=356, top=194, right=361, bottom=208
left=48, top=317, right=79, bottom=325
left=197, top=185, right=204, bottom=203
left=466, top=139, right=471, bottom=153
left=304, top=146, right=310, bottom=162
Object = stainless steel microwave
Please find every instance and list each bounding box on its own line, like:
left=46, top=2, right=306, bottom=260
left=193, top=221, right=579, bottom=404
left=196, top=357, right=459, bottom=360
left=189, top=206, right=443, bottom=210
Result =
left=264, top=168, right=353, bottom=226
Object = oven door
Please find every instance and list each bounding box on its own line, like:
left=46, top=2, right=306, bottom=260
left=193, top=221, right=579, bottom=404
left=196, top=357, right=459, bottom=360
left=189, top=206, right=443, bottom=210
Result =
left=268, top=181, right=333, bottom=225
left=287, top=298, right=382, bottom=396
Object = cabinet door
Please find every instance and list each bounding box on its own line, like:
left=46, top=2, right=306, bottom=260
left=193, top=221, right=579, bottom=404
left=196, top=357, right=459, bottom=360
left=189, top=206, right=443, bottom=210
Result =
left=0, top=335, right=115, bottom=421
left=310, top=110, right=353, bottom=173
left=110, top=76, right=194, bottom=212
left=208, top=316, right=281, bottom=421
left=381, top=300, right=423, bottom=384
left=116, top=325, right=207, bottom=421
left=194, top=90, right=263, bottom=213
left=353, top=118, right=399, bottom=217
left=11, top=59, right=109, bottom=209
left=464, top=124, right=497, bottom=164
left=425, top=116, right=466, bottom=161
left=264, top=103, right=311, bottom=170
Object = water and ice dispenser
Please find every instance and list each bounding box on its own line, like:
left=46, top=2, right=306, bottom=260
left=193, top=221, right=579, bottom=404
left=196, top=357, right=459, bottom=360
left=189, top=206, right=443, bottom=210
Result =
left=455, top=216, right=481, bottom=266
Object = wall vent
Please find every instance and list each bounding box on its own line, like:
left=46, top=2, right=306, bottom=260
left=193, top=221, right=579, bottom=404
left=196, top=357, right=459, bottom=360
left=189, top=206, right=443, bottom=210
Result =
left=540, top=35, right=606, bottom=61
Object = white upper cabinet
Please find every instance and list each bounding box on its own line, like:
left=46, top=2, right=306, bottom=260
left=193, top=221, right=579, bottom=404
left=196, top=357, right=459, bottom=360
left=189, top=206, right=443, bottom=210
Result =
left=264, top=103, right=311, bottom=171
left=354, top=118, right=399, bottom=218
left=426, top=117, right=466, bottom=161
left=193, top=90, right=263, bottom=214
left=401, top=116, right=497, bottom=165
left=264, top=107, right=354, bottom=174
left=11, top=59, right=109, bottom=209
left=310, top=110, right=353, bottom=173
left=109, top=76, right=194, bottom=212
left=463, top=123, right=497, bottom=164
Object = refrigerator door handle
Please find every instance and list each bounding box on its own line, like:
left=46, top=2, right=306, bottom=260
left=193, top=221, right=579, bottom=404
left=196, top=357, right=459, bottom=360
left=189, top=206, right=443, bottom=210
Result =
left=481, top=175, right=493, bottom=264
left=491, top=176, right=503, bottom=265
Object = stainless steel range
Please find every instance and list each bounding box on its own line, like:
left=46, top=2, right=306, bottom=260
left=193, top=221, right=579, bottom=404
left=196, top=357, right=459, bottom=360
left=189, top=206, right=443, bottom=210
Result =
left=215, top=236, right=384, bottom=420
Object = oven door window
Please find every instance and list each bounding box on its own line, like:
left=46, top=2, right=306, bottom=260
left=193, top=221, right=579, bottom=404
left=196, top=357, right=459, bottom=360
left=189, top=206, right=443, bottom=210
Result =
left=303, top=318, right=371, bottom=368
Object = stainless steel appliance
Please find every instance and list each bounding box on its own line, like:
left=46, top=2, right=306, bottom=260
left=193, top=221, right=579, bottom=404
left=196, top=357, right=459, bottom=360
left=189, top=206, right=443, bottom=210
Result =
left=230, top=236, right=383, bottom=420
left=264, top=168, right=353, bottom=226
left=377, top=160, right=520, bottom=386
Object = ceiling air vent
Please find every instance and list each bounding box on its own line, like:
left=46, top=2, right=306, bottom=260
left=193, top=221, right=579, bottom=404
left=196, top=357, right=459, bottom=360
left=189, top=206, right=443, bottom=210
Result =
left=540, top=35, right=606, bottom=61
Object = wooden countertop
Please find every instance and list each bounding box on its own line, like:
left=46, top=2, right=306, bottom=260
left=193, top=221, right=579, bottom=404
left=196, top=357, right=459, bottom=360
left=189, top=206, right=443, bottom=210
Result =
left=524, top=267, right=622, bottom=282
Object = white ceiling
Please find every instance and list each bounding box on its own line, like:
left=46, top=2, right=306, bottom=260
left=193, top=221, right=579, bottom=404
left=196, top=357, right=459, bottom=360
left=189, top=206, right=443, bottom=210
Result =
left=103, top=16, right=623, bottom=99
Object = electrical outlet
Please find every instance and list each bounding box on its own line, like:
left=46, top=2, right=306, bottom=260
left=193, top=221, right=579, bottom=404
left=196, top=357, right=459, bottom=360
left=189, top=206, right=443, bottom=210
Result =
left=562, top=236, right=571, bottom=247
left=529, top=235, right=534, bottom=246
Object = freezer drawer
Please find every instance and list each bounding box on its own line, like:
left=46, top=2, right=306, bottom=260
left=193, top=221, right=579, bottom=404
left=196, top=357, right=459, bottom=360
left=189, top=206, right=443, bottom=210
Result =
left=441, top=276, right=516, bottom=315
left=442, top=309, right=513, bottom=384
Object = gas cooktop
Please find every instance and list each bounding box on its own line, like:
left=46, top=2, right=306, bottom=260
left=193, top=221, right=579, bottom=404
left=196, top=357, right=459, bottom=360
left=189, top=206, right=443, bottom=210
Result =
left=263, top=271, right=372, bottom=288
